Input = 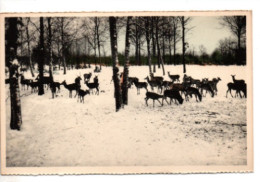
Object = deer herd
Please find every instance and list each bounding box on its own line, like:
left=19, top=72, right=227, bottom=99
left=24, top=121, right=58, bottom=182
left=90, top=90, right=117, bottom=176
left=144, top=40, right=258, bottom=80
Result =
left=6, top=68, right=247, bottom=106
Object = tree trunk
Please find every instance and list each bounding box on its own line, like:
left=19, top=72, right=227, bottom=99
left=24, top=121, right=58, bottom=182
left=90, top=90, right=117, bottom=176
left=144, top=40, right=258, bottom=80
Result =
left=38, top=17, right=45, bottom=95
left=135, top=18, right=139, bottom=65
left=10, top=62, right=22, bottom=130
left=48, top=18, right=53, bottom=80
left=168, top=37, right=172, bottom=65
left=155, top=21, right=160, bottom=69
left=25, top=18, right=34, bottom=77
left=173, top=23, right=177, bottom=65
left=151, top=18, right=156, bottom=57
left=145, top=18, right=152, bottom=74
left=138, top=39, right=141, bottom=65
left=181, top=17, right=186, bottom=73
left=6, top=18, right=22, bottom=130
left=95, top=17, right=102, bottom=69
left=155, top=18, right=165, bottom=75
left=162, top=28, right=166, bottom=64
left=109, top=17, right=122, bottom=112
left=237, top=30, right=242, bottom=65
left=122, top=17, right=132, bottom=105
left=61, top=18, right=67, bottom=75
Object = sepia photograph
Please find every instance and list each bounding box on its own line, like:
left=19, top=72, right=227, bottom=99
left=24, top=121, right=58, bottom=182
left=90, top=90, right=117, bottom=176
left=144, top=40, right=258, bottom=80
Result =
left=0, top=11, right=253, bottom=174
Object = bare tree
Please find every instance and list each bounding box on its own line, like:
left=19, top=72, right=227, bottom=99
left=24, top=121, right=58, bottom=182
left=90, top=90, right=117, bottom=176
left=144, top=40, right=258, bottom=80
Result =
left=179, top=16, right=191, bottom=73
left=80, top=17, right=109, bottom=67
left=145, top=17, right=152, bottom=74
left=220, top=16, right=246, bottom=65
left=171, top=17, right=181, bottom=65
left=109, top=17, right=122, bottom=111
left=24, top=18, right=35, bottom=77
left=47, top=17, right=53, bottom=79
left=122, top=17, right=132, bottom=105
left=6, top=18, right=23, bottom=130
left=155, top=17, right=165, bottom=75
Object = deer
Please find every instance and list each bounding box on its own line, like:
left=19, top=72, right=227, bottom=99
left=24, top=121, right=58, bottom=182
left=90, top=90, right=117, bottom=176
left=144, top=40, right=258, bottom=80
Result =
left=169, top=83, right=187, bottom=96
left=226, top=82, right=246, bottom=98
left=183, top=74, right=192, bottom=83
left=94, top=66, right=101, bottom=73
left=36, top=75, right=53, bottom=90
left=199, top=83, right=214, bottom=97
left=29, top=81, right=39, bottom=93
left=163, top=89, right=183, bottom=105
left=61, top=80, right=80, bottom=98
left=77, top=89, right=90, bottom=103
left=231, top=75, right=245, bottom=85
left=83, top=72, right=92, bottom=81
left=185, top=87, right=202, bottom=102
left=133, top=80, right=148, bottom=95
left=150, top=73, right=164, bottom=82
left=144, top=76, right=161, bottom=92
left=85, top=76, right=99, bottom=95
left=145, top=91, right=164, bottom=107
left=49, top=82, right=61, bottom=93
left=20, top=75, right=32, bottom=90
left=160, top=80, right=173, bottom=93
left=49, top=81, right=58, bottom=99
left=209, top=77, right=221, bottom=95
left=128, top=77, right=139, bottom=88
left=190, top=77, right=201, bottom=88
left=168, top=72, right=180, bottom=82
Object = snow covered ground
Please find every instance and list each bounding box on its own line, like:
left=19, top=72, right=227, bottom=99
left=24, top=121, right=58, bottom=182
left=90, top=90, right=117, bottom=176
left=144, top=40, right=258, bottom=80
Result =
left=4, top=65, right=248, bottom=167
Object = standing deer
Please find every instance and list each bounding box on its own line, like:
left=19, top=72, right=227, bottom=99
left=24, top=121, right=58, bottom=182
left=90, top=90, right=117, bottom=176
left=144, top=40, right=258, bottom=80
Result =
left=145, top=91, right=164, bottom=107
left=231, top=75, right=245, bottom=85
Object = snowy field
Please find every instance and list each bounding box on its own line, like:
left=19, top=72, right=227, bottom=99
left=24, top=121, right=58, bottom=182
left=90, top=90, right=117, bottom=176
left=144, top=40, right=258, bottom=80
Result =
left=4, top=65, right=248, bottom=167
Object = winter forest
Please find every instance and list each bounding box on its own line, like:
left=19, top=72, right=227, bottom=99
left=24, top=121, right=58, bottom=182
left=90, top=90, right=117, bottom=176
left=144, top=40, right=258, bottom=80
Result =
left=4, top=15, right=248, bottom=167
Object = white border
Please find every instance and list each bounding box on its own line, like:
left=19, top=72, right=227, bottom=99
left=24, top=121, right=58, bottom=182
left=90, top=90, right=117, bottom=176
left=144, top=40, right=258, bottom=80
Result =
left=0, top=0, right=260, bottom=182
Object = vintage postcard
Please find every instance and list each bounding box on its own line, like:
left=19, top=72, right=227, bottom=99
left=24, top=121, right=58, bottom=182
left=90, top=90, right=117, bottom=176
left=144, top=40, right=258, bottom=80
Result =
left=0, top=11, right=253, bottom=174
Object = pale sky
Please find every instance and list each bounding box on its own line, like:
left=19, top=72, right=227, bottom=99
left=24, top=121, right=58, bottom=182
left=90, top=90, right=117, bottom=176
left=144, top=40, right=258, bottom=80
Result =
left=186, top=16, right=232, bottom=55
left=116, top=16, right=233, bottom=56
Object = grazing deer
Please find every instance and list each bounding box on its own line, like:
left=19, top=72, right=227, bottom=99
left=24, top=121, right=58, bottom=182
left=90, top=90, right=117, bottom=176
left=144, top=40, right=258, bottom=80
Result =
left=209, top=77, right=221, bottom=95
left=145, top=91, right=164, bottom=107
left=185, top=87, right=202, bottom=102
left=231, top=75, right=245, bottom=85
left=145, top=76, right=161, bottom=92
left=85, top=76, right=99, bottom=95
left=169, top=83, right=187, bottom=95
left=168, top=72, right=180, bottom=82
left=163, top=89, right=183, bottom=105
left=128, top=77, right=139, bottom=88
left=133, top=80, right=148, bottom=95
left=61, top=81, right=80, bottom=98
left=77, top=89, right=90, bottom=103
left=226, top=82, right=246, bottom=98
